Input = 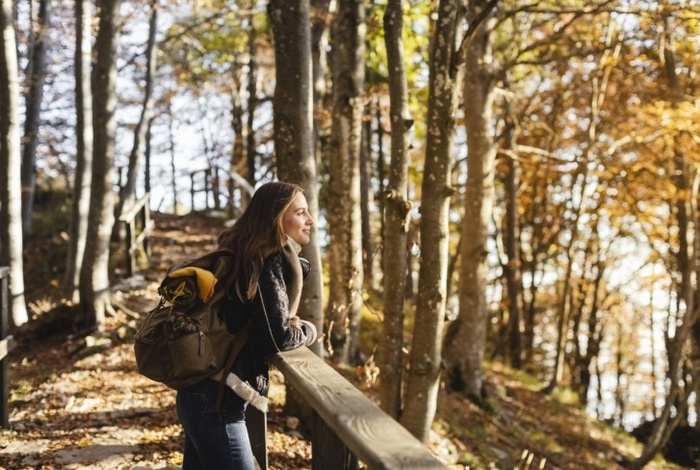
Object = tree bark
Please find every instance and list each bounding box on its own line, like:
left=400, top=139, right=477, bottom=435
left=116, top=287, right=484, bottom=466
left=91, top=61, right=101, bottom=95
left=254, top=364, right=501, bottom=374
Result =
left=65, top=0, right=93, bottom=303
left=501, top=95, right=523, bottom=369
left=268, top=0, right=325, bottom=431
left=115, top=0, right=157, bottom=230
left=79, top=0, right=122, bottom=329
left=442, top=0, right=497, bottom=402
left=400, top=0, right=461, bottom=441
left=228, top=66, right=245, bottom=217
left=378, top=0, right=412, bottom=420
left=20, top=0, right=51, bottom=237
left=326, top=0, right=365, bottom=365
left=360, top=119, right=375, bottom=291
left=268, top=0, right=324, bottom=357
left=310, top=0, right=331, bottom=164
left=0, top=0, right=28, bottom=327
left=245, top=21, right=257, bottom=187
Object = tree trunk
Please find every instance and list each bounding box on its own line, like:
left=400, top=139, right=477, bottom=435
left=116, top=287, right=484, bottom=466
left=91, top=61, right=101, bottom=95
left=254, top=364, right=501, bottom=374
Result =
left=360, top=119, right=375, bottom=291
left=115, top=0, right=157, bottom=230
left=167, top=102, right=179, bottom=213
left=310, top=0, right=332, bottom=162
left=0, top=0, right=28, bottom=328
left=574, top=257, right=604, bottom=407
left=245, top=21, right=257, bottom=186
left=325, top=0, right=365, bottom=365
left=442, top=0, right=497, bottom=403
left=501, top=96, right=523, bottom=369
left=65, top=0, right=93, bottom=303
left=228, top=66, right=246, bottom=217
left=79, top=0, right=121, bottom=329
left=400, top=0, right=461, bottom=441
left=268, top=0, right=324, bottom=357
left=20, top=0, right=51, bottom=237
left=268, top=0, right=325, bottom=432
left=378, top=0, right=412, bottom=420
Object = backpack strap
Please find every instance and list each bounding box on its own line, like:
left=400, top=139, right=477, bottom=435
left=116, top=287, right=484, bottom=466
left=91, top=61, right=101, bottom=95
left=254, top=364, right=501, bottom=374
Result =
left=214, top=319, right=254, bottom=417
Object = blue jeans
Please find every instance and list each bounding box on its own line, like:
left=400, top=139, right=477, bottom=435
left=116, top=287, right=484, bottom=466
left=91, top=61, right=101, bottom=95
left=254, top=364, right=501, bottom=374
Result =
left=176, top=379, right=255, bottom=470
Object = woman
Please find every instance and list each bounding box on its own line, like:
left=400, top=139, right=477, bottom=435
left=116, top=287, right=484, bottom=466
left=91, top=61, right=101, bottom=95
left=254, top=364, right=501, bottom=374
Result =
left=176, top=181, right=318, bottom=470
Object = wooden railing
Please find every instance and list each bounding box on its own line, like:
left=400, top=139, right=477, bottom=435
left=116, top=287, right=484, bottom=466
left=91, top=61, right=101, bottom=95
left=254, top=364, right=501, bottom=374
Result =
left=246, top=347, right=448, bottom=470
left=190, top=167, right=225, bottom=212
left=0, top=267, right=13, bottom=428
left=118, top=193, right=155, bottom=277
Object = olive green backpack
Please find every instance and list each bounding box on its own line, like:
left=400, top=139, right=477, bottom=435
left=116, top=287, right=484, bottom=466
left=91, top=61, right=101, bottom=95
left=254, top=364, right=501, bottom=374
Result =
left=134, top=249, right=252, bottom=408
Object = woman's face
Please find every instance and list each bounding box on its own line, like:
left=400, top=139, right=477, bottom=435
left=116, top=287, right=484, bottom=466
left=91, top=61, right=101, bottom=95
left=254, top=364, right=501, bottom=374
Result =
left=282, top=192, right=314, bottom=245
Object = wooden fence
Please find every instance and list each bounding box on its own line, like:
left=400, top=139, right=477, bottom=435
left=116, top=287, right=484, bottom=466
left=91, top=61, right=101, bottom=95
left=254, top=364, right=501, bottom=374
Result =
left=0, top=267, right=13, bottom=428
left=118, top=193, right=155, bottom=277
left=246, top=347, right=448, bottom=470
left=190, top=167, right=224, bottom=212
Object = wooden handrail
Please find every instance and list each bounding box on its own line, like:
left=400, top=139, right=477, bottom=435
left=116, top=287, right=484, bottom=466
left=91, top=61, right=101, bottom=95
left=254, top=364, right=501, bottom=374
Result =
left=118, top=193, right=154, bottom=277
left=119, top=193, right=150, bottom=223
left=265, top=347, right=448, bottom=470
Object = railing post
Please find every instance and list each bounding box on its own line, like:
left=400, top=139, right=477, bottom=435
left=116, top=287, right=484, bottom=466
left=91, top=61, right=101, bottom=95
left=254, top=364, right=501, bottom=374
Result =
left=119, top=194, right=154, bottom=277
left=142, top=194, right=151, bottom=257
left=125, top=220, right=135, bottom=277
left=0, top=267, right=11, bottom=428
left=312, top=410, right=358, bottom=470
left=191, top=172, right=196, bottom=211
left=246, top=406, right=268, bottom=469
left=204, top=168, right=212, bottom=210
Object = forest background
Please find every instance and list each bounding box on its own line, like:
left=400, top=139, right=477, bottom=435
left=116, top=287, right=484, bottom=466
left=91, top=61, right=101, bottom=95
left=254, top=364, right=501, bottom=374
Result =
left=0, top=0, right=699, bottom=469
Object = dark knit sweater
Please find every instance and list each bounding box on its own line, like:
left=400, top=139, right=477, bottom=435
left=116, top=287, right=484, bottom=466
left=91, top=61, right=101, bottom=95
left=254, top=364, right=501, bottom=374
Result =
left=222, top=242, right=315, bottom=410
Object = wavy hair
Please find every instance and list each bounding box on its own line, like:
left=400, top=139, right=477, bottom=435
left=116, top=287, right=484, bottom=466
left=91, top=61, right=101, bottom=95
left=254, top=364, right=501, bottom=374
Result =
left=217, top=181, right=304, bottom=301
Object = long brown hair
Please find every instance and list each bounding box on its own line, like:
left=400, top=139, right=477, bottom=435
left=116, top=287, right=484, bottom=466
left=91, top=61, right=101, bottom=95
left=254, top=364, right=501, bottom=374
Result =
left=217, top=181, right=304, bottom=301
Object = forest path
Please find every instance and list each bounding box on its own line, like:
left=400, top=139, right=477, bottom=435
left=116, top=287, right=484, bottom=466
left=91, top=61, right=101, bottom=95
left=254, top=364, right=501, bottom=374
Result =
left=0, top=211, right=683, bottom=470
left=1, top=211, right=314, bottom=470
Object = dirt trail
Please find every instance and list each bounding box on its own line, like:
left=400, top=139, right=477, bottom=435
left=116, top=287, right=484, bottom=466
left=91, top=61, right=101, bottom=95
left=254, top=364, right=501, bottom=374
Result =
left=0, top=212, right=313, bottom=470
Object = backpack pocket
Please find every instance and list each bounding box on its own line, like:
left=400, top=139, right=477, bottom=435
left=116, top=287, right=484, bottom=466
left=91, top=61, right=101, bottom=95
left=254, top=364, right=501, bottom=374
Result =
left=135, top=304, right=220, bottom=389
left=167, top=329, right=219, bottom=380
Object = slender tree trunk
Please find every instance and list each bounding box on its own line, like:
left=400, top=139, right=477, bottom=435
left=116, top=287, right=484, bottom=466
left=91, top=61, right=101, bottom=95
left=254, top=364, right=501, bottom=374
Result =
left=65, top=0, right=93, bottom=303
left=522, top=179, right=548, bottom=365
left=0, top=0, right=28, bottom=327
left=442, top=0, right=497, bottom=402
left=245, top=20, right=257, bottom=186
left=167, top=103, right=178, bottom=213
left=501, top=95, right=523, bottom=369
left=360, top=119, right=375, bottom=291
left=268, top=0, right=322, bottom=351
left=79, top=0, right=121, bottom=329
left=375, top=99, right=386, bottom=244
left=378, top=0, right=412, bottom=419
left=310, top=0, right=332, bottom=162
left=400, top=0, right=461, bottom=441
left=20, top=0, right=51, bottom=237
left=115, top=0, right=157, bottom=227
left=576, top=259, right=604, bottom=407
left=326, top=0, right=365, bottom=365
left=268, top=0, right=324, bottom=432
left=228, top=67, right=245, bottom=217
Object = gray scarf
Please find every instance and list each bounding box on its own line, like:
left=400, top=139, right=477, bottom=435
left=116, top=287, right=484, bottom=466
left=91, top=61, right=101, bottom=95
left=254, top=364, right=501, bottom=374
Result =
left=281, top=237, right=303, bottom=318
